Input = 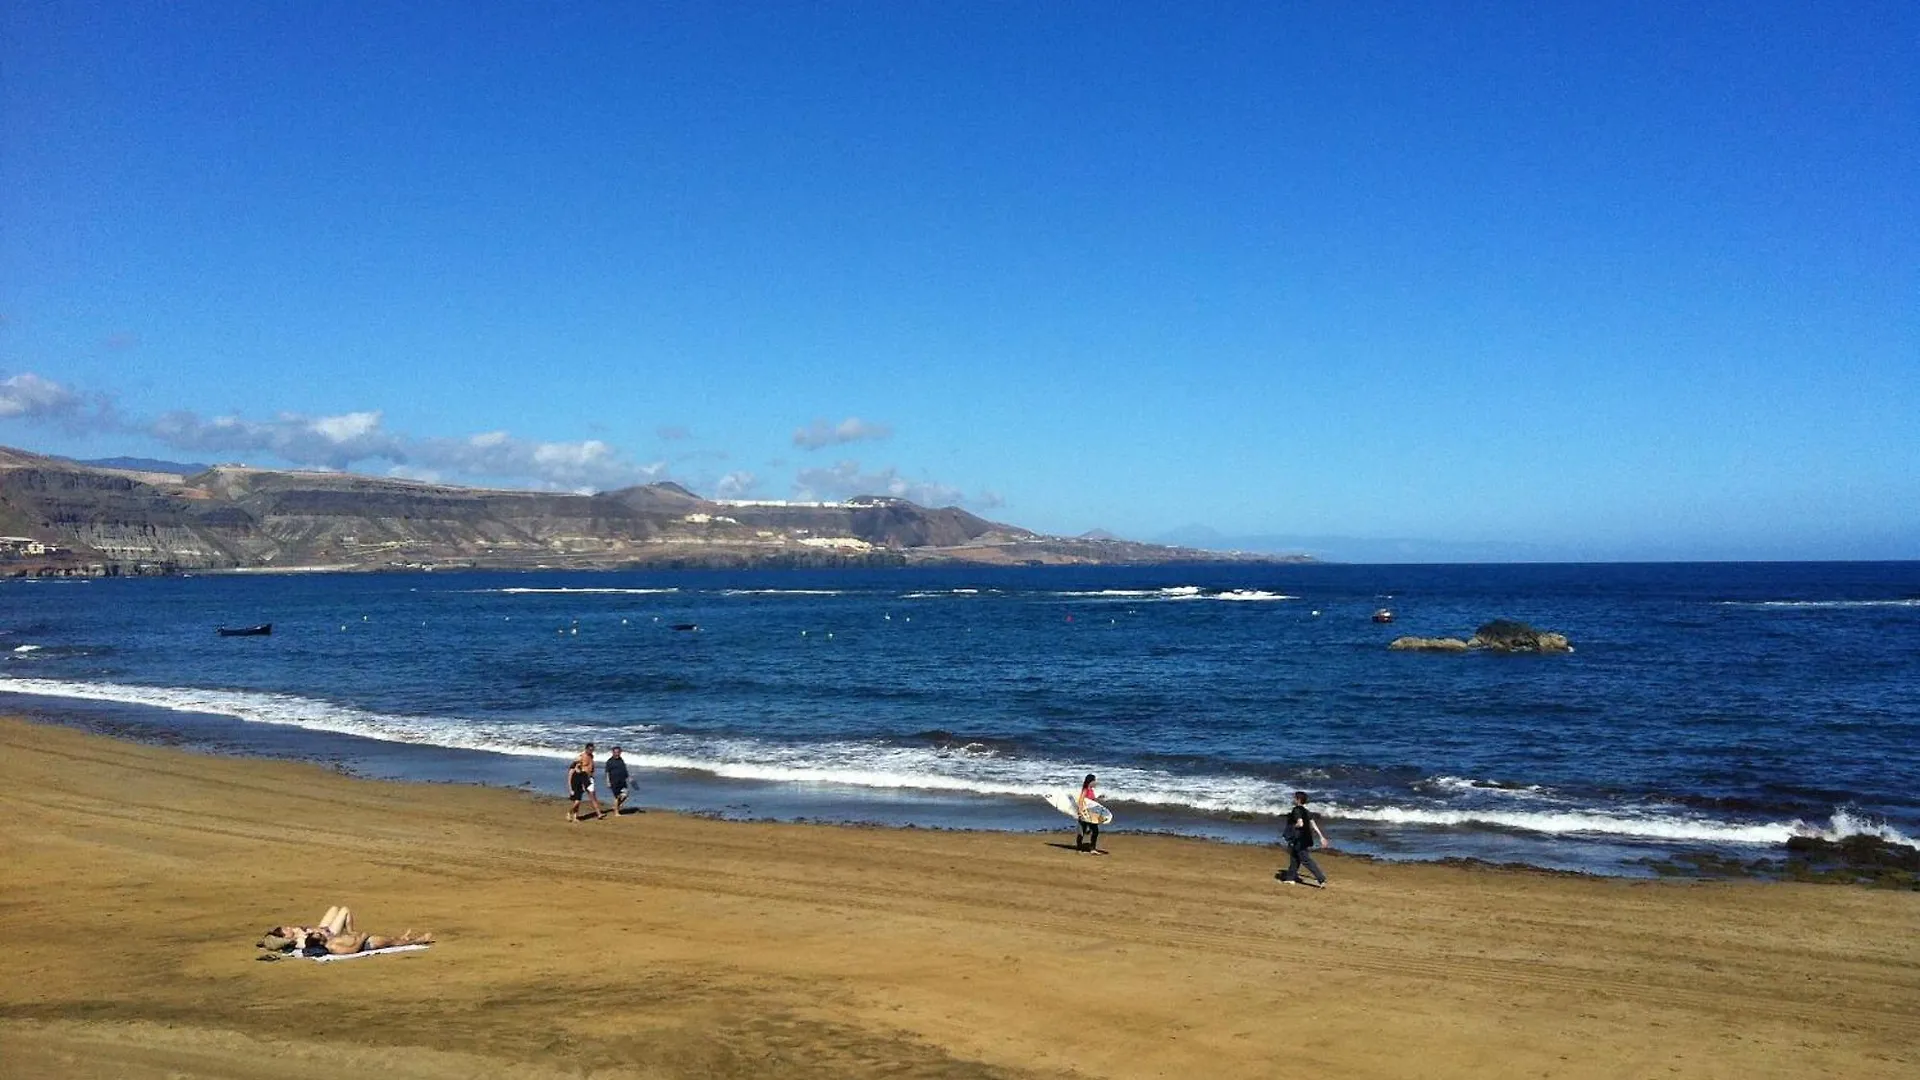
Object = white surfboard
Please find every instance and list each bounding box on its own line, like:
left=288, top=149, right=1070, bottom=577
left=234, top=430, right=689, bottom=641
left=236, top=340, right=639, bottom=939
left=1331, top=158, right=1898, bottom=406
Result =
left=1044, top=791, right=1113, bottom=825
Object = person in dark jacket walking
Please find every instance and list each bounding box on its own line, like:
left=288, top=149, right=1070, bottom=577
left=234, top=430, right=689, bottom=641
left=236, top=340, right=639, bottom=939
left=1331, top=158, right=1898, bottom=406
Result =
left=1277, top=790, right=1329, bottom=887
left=605, top=746, right=631, bottom=815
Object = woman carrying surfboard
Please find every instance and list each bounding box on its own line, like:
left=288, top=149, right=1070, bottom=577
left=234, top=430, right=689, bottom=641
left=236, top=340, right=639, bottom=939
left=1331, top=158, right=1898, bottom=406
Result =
left=1075, top=774, right=1109, bottom=855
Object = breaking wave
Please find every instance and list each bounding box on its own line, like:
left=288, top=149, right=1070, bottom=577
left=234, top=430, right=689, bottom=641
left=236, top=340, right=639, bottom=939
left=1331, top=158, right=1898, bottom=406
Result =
left=1049, top=586, right=1295, bottom=602
left=1717, top=599, right=1920, bottom=609
left=481, top=587, right=681, bottom=595
left=3, top=674, right=1897, bottom=850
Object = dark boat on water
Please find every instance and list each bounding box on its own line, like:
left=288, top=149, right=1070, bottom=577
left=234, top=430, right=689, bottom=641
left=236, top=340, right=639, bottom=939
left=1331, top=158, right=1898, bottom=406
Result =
left=1371, top=609, right=1395, bottom=624
left=216, top=624, right=273, bottom=637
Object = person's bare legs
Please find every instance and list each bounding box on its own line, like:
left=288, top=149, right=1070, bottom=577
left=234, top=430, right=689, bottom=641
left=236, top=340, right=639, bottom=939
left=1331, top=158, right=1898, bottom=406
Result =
left=588, top=791, right=606, bottom=820
left=317, top=906, right=343, bottom=934
left=320, top=907, right=353, bottom=936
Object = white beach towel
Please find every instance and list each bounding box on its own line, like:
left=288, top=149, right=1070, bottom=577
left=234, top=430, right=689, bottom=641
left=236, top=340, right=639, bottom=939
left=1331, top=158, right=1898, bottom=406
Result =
left=306, top=943, right=432, bottom=963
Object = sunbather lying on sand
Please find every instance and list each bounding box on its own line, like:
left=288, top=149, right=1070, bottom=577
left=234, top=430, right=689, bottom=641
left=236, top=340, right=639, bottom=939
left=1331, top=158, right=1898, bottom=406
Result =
left=260, top=906, right=433, bottom=954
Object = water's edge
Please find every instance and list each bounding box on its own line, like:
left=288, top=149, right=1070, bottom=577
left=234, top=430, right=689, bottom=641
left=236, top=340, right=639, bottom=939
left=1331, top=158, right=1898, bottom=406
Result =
left=5, top=696, right=1834, bottom=883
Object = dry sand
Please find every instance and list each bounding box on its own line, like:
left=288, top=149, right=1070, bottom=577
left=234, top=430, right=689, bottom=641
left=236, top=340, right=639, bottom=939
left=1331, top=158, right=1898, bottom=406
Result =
left=1, top=717, right=1915, bottom=1079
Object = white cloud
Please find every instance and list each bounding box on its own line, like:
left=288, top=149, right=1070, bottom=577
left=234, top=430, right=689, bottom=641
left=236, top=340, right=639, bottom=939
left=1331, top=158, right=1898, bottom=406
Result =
left=792, top=460, right=974, bottom=509
left=0, top=373, right=84, bottom=420
left=310, top=411, right=382, bottom=442
left=149, top=409, right=406, bottom=470
left=148, top=407, right=664, bottom=491
left=793, top=416, right=893, bottom=450
left=714, top=470, right=757, bottom=498
left=411, top=433, right=663, bottom=491
left=0, top=370, right=676, bottom=493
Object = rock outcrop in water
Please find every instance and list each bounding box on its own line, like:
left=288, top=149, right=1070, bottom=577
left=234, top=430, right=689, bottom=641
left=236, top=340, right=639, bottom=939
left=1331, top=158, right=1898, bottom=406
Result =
left=1468, top=620, right=1572, bottom=652
left=1785, top=834, right=1920, bottom=888
left=1389, top=620, right=1573, bottom=653
left=1387, top=636, right=1470, bottom=652
left=0, top=445, right=1306, bottom=574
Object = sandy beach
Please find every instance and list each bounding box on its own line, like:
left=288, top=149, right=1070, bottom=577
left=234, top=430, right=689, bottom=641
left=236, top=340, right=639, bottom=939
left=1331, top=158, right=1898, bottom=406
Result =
left=1, top=717, right=1915, bottom=1079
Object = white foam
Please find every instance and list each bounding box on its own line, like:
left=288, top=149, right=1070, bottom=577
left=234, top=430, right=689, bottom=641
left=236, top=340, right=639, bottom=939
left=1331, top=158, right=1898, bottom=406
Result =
left=1330, top=804, right=1794, bottom=845
left=1789, top=808, right=1919, bottom=848
left=0, top=676, right=572, bottom=761
left=1717, top=599, right=1920, bottom=609
left=12, top=645, right=42, bottom=653
left=1426, top=775, right=1552, bottom=798
left=1051, top=586, right=1294, bottom=603
left=5, top=674, right=1908, bottom=851
left=1050, top=589, right=1158, bottom=598
left=482, top=587, right=680, bottom=595
left=717, top=589, right=845, bottom=596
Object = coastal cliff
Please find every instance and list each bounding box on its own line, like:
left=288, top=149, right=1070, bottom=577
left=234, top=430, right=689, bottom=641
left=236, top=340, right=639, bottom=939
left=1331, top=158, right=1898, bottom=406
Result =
left=0, top=446, right=1301, bottom=573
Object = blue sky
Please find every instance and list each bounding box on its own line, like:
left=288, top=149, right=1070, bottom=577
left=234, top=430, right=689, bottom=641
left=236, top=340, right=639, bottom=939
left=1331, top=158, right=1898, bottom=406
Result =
left=2, top=3, right=1915, bottom=560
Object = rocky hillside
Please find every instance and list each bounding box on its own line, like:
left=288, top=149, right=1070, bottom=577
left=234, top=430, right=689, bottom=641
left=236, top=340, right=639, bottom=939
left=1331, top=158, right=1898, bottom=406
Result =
left=0, top=446, right=1295, bottom=574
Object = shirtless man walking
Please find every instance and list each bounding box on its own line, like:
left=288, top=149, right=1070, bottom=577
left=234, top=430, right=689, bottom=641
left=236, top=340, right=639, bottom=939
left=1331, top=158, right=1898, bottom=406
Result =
left=567, top=741, right=606, bottom=822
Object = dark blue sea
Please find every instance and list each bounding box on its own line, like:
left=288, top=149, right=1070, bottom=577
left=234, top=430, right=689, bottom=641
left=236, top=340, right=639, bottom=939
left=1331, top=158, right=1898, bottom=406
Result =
left=4, top=562, right=1916, bottom=875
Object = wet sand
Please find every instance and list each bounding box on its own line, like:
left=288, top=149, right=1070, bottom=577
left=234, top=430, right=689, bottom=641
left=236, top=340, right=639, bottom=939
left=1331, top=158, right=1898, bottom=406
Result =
left=1, top=717, right=1915, bottom=1079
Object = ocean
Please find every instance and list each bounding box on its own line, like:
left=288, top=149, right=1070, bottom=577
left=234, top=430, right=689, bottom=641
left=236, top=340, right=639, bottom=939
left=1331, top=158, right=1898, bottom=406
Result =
left=4, top=562, right=1916, bottom=875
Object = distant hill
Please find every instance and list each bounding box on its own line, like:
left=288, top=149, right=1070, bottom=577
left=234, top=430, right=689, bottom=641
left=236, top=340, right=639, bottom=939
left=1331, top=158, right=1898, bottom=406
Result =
left=0, top=444, right=1301, bottom=574
left=73, top=456, right=211, bottom=475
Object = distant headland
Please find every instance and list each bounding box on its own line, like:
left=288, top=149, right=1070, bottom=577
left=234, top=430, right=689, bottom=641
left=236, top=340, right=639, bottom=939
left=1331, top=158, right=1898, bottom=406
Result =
left=0, top=445, right=1311, bottom=575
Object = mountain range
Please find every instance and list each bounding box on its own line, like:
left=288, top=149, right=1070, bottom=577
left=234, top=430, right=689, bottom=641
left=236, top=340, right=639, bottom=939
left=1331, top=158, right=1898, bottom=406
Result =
left=0, top=446, right=1305, bottom=574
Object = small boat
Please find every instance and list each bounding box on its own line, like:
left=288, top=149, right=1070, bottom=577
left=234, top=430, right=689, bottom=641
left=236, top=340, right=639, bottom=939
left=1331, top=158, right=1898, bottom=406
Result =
left=1371, top=609, right=1394, bottom=624
left=670, top=623, right=699, bottom=632
left=216, top=623, right=273, bottom=637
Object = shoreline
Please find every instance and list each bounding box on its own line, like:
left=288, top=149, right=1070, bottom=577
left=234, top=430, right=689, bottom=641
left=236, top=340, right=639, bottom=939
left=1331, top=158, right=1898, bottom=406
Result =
left=1, top=693, right=1853, bottom=881
left=2, top=716, right=1917, bottom=1078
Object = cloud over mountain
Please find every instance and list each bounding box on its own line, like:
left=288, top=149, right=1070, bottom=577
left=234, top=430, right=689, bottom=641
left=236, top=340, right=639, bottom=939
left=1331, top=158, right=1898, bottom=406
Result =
left=714, top=470, right=758, bottom=498
left=150, top=410, right=665, bottom=491
left=0, top=373, right=86, bottom=421
left=2, top=371, right=665, bottom=492
left=793, top=416, right=892, bottom=450
left=792, top=459, right=983, bottom=509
